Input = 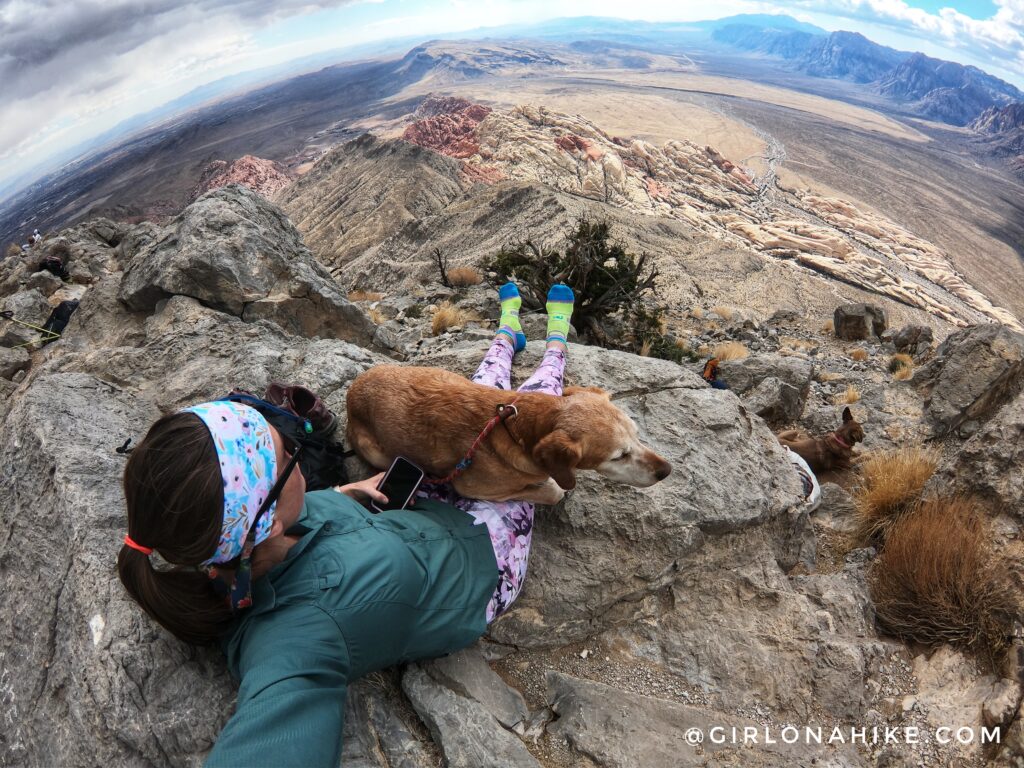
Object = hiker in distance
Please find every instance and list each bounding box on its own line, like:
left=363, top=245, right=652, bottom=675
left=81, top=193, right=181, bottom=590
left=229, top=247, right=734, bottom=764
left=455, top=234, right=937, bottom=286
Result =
left=117, top=283, right=577, bottom=767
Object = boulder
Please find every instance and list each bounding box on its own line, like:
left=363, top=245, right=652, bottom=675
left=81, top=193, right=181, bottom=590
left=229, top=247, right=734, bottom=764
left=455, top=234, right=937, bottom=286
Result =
left=26, top=270, right=63, bottom=296
left=545, top=671, right=860, bottom=767
left=402, top=665, right=539, bottom=768
left=892, top=324, right=933, bottom=357
left=421, top=646, right=528, bottom=729
left=742, top=375, right=806, bottom=424
left=0, top=288, right=51, bottom=347
left=0, top=345, right=30, bottom=379
left=717, top=353, right=813, bottom=423
left=834, top=303, right=887, bottom=340
left=119, top=185, right=379, bottom=347
left=943, top=389, right=1024, bottom=512
left=916, top=324, right=1024, bottom=437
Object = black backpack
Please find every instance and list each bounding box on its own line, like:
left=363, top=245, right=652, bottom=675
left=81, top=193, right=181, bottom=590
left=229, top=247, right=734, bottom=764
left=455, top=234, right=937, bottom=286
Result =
left=222, top=391, right=349, bottom=491
left=41, top=299, right=79, bottom=344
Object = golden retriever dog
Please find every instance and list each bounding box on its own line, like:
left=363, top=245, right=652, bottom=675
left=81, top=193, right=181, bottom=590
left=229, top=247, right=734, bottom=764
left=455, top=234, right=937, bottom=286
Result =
left=776, top=407, right=865, bottom=474
left=346, top=365, right=672, bottom=504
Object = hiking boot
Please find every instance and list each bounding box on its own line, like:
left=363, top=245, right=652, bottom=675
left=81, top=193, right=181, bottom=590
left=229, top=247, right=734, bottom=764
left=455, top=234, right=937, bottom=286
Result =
left=264, top=383, right=338, bottom=437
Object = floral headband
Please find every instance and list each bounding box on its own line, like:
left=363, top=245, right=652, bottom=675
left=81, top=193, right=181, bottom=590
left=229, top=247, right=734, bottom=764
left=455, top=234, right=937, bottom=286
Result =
left=184, top=401, right=278, bottom=565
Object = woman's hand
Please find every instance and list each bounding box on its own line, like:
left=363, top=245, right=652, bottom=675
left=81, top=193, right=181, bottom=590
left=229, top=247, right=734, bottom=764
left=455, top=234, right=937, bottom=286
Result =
left=334, top=473, right=389, bottom=506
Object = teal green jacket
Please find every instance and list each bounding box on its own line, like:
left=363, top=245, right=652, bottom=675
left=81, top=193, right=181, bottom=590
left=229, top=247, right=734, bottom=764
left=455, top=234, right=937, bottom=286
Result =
left=205, top=490, right=499, bottom=768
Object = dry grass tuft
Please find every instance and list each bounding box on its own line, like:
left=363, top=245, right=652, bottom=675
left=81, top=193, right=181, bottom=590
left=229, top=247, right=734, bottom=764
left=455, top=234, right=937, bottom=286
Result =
left=870, top=496, right=1014, bottom=665
left=5, top=243, right=20, bottom=259
left=822, top=319, right=835, bottom=334
left=849, top=348, right=869, bottom=362
left=893, top=365, right=913, bottom=381
left=639, top=339, right=653, bottom=357
left=712, top=341, right=749, bottom=361
left=431, top=301, right=472, bottom=336
left=710, top=305, right=734, bottom=321
left=853, top=446, right=940, bottom=546
left=367, top=307, right=385, bottom=325
left=889, top=353, right=914, bottom=378
left=817, top=371, right=846, bottom=383
left=690, top=307, right=704, bottom=320
left=447, top=266, right=483, bottom=287
left=348, top=290, right=383, bottom=302
left=834, top=385, right=861, bottom=405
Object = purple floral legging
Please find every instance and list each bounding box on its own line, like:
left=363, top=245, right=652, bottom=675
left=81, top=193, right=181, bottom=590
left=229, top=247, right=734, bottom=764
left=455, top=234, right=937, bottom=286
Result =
left=416, top=337, right=566, bottom=623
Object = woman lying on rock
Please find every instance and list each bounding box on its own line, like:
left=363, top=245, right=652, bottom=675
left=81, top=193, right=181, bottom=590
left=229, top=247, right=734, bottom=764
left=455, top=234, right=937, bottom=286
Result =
left=117, top=283, right=576, bottom=767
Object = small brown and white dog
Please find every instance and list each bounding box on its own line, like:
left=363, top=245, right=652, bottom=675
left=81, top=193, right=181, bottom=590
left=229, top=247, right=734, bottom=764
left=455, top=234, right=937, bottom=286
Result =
left=345, top=365, right=672, bottom=504
left=776, top=407, right=865, bottom=474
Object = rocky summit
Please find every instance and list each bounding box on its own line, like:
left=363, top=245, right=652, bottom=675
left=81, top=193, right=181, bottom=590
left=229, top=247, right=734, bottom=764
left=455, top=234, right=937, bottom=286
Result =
left=2, top=135, right=1024, bottom=768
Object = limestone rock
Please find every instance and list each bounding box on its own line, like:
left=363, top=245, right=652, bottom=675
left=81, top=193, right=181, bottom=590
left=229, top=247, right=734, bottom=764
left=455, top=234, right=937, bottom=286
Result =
left=983, top=679, right=1022, bottom=731
left=916, top=323, right=1024, bottom=437
left=0, top=288, right=51, bottom=346
left=944, top=388, right=1024, bottom=511
left=742, top=375, right=806, bottom=424
left=119, top=185, right=378, bottom=346
left=892, top=323, right=933, bottom=357
left=26, top=270, right=63, bottom=296
left=421, top=646, right=528, bottom=729
left=834, top=303, right=887, bottom=340
left=402, top=665, right=539, bottom=768
left=545, top=671, right=861, bottom=767
left=0, top=345, right=30, bottom=380
left=717, top=353, right=814, bottom=397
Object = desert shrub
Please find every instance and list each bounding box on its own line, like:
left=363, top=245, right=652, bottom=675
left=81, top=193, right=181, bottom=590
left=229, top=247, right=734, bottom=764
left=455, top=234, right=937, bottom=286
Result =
left=404, top=304, right=424, bottom=319
left=447, top=266, right=483, bottom=287
left=853, top=446, right=940, bottom=546
left=6, top=243, right=22, bottom=259
left=849, top=348, right=869, bottom=362
left=433, top=247, right=452, bottom=288
left=349, top=290, right=383, bottom=302
left=710, top=305, right=733, bottom=321
left=834, top=384, right=861, bottom=405
left=482, top=219, right=658, bottom=345
left=712, top=341, right=748, bottom=361
left=870, top=497, right=1014, bottom=666
left=628, top=305, right=697, bottom=363
left=431, top=301, right=471, bottom=336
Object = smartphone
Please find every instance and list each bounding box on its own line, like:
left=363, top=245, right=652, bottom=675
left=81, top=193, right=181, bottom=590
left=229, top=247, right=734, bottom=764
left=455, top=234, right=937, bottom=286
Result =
left=370, top=456, right=426, bottom=513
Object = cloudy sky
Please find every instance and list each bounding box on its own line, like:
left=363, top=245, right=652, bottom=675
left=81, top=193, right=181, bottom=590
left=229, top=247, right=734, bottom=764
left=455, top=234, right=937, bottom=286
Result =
left=0, top=0, right=1021, bottom=196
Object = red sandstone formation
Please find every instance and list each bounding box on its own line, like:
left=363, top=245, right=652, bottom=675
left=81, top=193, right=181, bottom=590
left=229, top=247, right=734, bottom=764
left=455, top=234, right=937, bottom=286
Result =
left=704, top=146, right=754, bottom=187
left=189, top=155, right=292, bottom=202
left=555, top=134, right=604, bottom=161
left=402, top=96, right=493, bottom=159
left=463, top=164, right=506, bottom=184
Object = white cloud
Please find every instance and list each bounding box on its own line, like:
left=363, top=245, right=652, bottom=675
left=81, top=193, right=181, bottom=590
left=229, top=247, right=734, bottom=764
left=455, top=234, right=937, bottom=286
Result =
left=793, top=0, right=1024, bottom=77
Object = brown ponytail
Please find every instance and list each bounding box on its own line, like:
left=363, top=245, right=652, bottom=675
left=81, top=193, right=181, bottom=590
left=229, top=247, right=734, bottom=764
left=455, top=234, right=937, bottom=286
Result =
left=117, top=412, right=231, bottom=645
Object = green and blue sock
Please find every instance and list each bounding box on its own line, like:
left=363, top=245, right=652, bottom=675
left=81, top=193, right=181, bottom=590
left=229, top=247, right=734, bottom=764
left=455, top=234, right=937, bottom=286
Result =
left=546, top=283, right=574, bottom=345
left=496, top=282, right=527, bottom=352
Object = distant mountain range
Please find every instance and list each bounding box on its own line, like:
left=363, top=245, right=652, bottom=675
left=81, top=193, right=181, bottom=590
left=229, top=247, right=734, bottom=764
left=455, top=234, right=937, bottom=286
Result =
left=712, top=22, right=1022, bottom=126
left=970, top=103, right=1024, bottom=177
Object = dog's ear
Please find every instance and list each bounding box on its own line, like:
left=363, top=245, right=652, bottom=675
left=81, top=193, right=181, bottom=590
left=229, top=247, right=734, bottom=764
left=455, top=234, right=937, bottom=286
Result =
left=842, top=407, right=853, bottom=423
left=563, top=386, right=609, bottom=398
left=533, top=430, right=582, bottom=490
